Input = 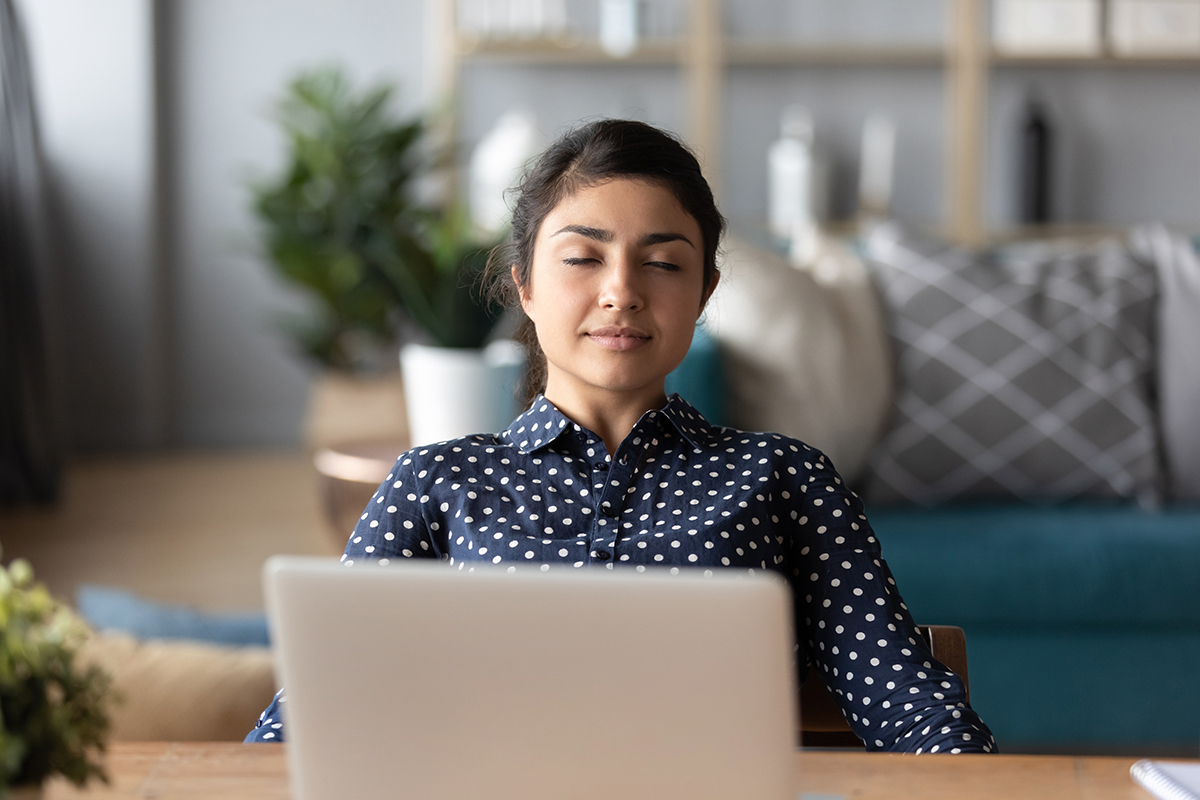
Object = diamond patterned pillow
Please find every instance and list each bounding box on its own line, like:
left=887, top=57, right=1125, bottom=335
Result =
left=863, top=224, right=1162, bottom=506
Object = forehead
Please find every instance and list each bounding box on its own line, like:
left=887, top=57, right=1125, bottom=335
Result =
left=538, top=178, right=700, bottom=238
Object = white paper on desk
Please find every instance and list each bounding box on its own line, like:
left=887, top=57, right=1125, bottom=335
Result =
left=1131, top=759, right=1200, bottom=800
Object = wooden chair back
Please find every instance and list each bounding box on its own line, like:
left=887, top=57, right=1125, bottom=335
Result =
left=799, top=624, right=970, bottom=748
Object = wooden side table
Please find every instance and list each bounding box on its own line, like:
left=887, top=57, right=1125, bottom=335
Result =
left=313, top=439, right=410, bottom=546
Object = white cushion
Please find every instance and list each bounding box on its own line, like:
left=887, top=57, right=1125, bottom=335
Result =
left=707, top=233, right=893, bottom=482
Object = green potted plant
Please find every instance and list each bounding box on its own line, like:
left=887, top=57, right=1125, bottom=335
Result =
left=0, top=550, right=112, bottom=798
left=253, top=67, right=514, bottom=448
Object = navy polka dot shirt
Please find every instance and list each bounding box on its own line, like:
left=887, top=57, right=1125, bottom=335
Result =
left=248, top=394, right=995, bottom=753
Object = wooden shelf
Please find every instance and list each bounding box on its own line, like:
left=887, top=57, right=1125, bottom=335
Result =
left=455, top=36, right=683, bottom=65
left=457, top=38, right=950, bottom=68
left=992, top=51, right=1200, bottom=67
left=985, top=222, right=1128, bottom=241
left=739, top=220, right=1142, bottom=249
left=725, top=42, right=946, bottom=67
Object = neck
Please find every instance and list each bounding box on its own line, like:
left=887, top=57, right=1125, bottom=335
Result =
left=542, top=380, right=668, bottom=457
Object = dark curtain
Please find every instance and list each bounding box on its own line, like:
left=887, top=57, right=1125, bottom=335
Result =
left=0, top=0, right=59, bottom=505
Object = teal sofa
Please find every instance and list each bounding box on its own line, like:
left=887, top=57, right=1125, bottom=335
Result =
left=673, top=308, right=1200, bottom=755
left=870, top=503, right=1200, bottom=755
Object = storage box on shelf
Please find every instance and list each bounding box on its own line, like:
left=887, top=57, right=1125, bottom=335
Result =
left=992, top=0, right=1105, bottom=56
left=1110, top=0, right=1200, bottom=57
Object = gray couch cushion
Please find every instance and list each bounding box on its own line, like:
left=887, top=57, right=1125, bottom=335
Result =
left=1130, top=224, right=1200, bottom=501
left=864, top=224, right=1162, bottom=506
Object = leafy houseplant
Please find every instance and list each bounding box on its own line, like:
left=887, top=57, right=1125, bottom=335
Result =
left=0, top=551, right=111, bottom=796
left=252, top=67, right=504, bottom=372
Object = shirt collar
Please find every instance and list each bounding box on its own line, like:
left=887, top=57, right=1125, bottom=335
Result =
left=504, top=397, right=574, bottom=453
left=657, top=394, right=720, bottom=450
left=504, top=394, right=718, bottom=455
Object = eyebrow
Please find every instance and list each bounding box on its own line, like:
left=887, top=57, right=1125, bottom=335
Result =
left=552, top=224, right=611, bottom=242
left=641, top=232, right=695, bottom=248
left=551, top=225, right=695, bottom=249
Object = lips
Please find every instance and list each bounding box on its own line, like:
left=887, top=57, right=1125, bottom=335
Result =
left=586, top=326, right=651, bottom=352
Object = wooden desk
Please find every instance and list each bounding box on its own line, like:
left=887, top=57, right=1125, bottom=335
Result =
left=35, top=742, right=1169, bottom=799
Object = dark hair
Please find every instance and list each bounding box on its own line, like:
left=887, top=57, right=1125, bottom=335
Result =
left=484, top=119, right=726, bottom=400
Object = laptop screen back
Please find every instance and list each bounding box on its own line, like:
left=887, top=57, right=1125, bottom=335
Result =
left=265, top=557, right=798, bottom=800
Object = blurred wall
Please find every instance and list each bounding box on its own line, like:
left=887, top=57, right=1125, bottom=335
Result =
left=986, top=66, right=1200, bottom=226
left=16, top=0, right=1200, bottom=450
left=165, top=0, right=428, bottom=447
left=19, top=0, right=429, bottom=451
left=19, top=0, right=160, bottom=451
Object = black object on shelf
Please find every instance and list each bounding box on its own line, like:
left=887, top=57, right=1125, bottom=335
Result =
left=1019, top=97, right=1053, bottom=224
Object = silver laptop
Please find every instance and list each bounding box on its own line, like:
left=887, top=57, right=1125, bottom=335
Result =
left=264, top=557, right=799, bottom=800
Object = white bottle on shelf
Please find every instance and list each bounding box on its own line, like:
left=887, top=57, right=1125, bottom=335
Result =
left=768, top=105, right=817, bottom=242
left=858, top=113, right=896, bottom=221
left=469, top=110, right=545, bottom=235
left=600, top=0, right=642, bottom=57
left=540, top=0, right=568, bottom=38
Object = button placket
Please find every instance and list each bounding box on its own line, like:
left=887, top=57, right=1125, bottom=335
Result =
left=575, top=436, right=611, bottom=562
left=591, top=458, right=632, bottom=563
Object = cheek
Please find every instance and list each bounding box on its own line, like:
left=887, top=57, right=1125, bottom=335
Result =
left=524, top=271, right=571, bottom=343
left=531, top=267, right=591, bottom=321
left=662, top=282, right=706, bottom=323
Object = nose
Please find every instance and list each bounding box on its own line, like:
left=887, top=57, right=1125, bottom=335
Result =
left=597, top=256, right=643, bottom=312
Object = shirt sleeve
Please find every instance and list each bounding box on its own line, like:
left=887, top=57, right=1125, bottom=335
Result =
left=246, top=454, right=442, bottom=742
left=245, top=688, right=286, bottom=743
left=790, top=449, right=997, bottom=754
left=340, top=451, right=444, bottom=564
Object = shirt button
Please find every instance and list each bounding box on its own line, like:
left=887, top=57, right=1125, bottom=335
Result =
left=594, top=549, right=611, bottom=561
left=594, top=462, right=608, bottom=471
left=601, top=503, right=619, bottom=518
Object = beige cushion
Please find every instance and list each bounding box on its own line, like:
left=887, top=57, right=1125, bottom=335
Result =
left=78, top=630, right=276, bottom=741
left=707, top=233, right=893, bottom=482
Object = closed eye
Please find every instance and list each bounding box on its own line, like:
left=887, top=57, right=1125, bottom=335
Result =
left=562, top=257, right=680, bottom=270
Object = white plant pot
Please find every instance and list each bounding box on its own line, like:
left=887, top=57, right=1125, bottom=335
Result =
left=400, top=340, right=525, bottom=447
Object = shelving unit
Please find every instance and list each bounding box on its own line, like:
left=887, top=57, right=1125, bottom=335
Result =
left=724, top=44, right=947, bottom=67
left=431, top=0, right=1200, bottom=246
left=456, top=36, right=684, bottom=65
left=992, top=52, right=1200, bottom=66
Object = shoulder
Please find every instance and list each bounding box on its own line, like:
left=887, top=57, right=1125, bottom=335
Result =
left=394, top=433, right=512, bottom=470
left=701, top=426, right=833, bottom=472
left=372, top=435, right=516, bottom=499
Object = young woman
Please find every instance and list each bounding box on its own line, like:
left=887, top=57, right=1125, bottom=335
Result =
left=248, top=119, right=995, bottom=753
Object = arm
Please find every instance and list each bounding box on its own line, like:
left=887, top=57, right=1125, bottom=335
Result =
left=791, top=451, right=996, bottom=753
left=244, top=689, right=286, bottom=743
left=245, top=452, right=439, bottom=742
left=340, top=450, right=442, bottom=564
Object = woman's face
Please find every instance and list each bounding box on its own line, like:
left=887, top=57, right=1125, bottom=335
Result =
left=517, top=178, right=715, bottom=404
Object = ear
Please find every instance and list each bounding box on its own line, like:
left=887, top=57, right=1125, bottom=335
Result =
left=512, top=264, right=534, bottom=319
left=698, top=270, right=720, bottom=315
